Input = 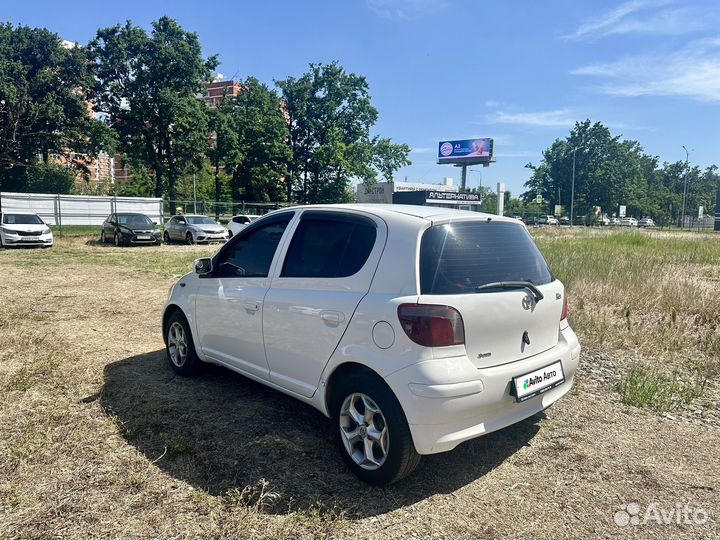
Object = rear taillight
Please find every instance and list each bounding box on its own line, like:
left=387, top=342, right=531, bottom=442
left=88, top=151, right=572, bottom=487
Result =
left=397, top=304, right=465, bottom=347
left=561, top=293, right=569, bottom=321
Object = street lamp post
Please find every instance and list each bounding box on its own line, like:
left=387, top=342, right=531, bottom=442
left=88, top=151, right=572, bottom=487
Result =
left=570, top=145, right=584, bottom=228
left=681, top=145, right=689, bottom=228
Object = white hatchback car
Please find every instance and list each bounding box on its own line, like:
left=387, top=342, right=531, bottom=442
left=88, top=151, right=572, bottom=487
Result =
left=162, top=205, right=580, bottom=484
left=0, top=211, right=54, bottom=248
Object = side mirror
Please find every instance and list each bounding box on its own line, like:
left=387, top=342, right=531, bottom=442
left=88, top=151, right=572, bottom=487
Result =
left=194, top=257, right=212, bottom=275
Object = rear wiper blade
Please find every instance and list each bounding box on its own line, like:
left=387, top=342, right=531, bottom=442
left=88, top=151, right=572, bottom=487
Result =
left=474, top=281, right=544, bottom=302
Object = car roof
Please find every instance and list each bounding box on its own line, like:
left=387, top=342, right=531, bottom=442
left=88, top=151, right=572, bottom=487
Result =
left=278, top=204, right=517, bottom=224
left=1, top=210, right=39, bottom=215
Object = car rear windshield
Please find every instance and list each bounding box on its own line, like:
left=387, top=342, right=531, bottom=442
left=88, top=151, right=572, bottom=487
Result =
left=3, top=214, right=43, bottom=225
left=420, top=220, right=553, bottom=295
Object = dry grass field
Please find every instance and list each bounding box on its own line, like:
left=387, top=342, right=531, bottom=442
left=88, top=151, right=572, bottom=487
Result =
left=1, top=228, right=719, bottom=539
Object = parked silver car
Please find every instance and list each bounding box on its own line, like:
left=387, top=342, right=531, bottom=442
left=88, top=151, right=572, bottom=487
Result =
left=163, top=214, right=228, bottom=244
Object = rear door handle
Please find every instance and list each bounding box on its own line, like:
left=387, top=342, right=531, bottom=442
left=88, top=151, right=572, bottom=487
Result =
left=320, top=310, right=345, bottom=324
left=243, top=301, right=260, bottom=312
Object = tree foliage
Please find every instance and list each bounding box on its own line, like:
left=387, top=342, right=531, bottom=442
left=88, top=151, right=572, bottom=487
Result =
left=0, top=23, right=114, bottom=191
left=26, top=161, right=76, bottom=194
left=224, top=77, right=291, bottom=203
left=523, top=120, right=719, bottom=222
left=277, top=62, right=410, bottom=204
left=89, top=17, right=217, bottom=212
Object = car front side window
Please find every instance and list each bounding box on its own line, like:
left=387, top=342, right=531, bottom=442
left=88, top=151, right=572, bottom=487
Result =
left=215, top=216, right=292, bottom=278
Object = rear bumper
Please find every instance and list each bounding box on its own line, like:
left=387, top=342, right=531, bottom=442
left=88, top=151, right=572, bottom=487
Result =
left=385, top=325, right=581, bottom=454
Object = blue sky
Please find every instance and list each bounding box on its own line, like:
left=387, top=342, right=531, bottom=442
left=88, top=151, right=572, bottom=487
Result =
left=4, top=0, right=720, bottom=195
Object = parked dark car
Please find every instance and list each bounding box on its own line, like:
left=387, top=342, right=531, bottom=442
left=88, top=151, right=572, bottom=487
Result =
left=101, top=213, right=161, bottom=246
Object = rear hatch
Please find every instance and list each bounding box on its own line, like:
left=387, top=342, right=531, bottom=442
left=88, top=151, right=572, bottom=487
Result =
left=418, top=219, right=564, bottom=368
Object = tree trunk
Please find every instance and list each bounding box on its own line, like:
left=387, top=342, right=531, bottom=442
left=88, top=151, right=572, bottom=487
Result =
left=214, top=162, right=221, bottom=219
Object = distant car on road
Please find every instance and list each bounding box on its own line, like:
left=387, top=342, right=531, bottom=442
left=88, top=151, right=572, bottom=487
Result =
left=609, top=217, right=620, bottom=226
left=620, top=217, right=638, bottom=227
left=164, top=214, right=228, bottom=244
left=101, top=213, right=161, bottom=246
left=638, top=217, right=655, bottom=228
left=0, top=211, right=53, bottom=248
left=227, top=214, right=260, bottom=237
left=559, top=216, right=570, bottom=225
left=539, top=215, right=559, bottom=225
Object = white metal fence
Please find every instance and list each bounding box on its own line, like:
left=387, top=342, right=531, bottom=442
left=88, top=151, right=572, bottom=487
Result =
left=0, top=192, right=164, bottom=226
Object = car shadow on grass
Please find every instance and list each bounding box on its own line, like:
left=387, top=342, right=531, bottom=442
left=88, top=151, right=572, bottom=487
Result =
left=100, top=350, right=542, bottom=517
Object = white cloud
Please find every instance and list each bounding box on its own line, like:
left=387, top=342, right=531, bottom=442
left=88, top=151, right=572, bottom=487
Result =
left=366, top=0, right=446, bottom=19
left=487, top=109, right=577, bottom=127
left=562, top=0, right=706, bottom=41
left=572, top=37, right=720, bottom=102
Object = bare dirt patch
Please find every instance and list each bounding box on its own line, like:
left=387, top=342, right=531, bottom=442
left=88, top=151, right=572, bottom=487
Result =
left=0, top=235, right=718, bottom=539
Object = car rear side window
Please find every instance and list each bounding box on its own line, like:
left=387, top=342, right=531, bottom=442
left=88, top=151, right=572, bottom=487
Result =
left=281, top=214, right=377, bottom=278
left=420, top=221, right=553, bottom=295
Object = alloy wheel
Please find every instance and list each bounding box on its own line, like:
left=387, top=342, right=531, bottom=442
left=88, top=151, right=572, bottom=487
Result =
left=167, top=321, right=188, bottom=368
left=339, top=393, right=390, bottom=470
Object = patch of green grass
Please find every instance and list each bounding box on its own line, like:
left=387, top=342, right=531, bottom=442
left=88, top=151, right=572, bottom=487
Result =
left=50, top=225, right=102, bottom=237
left=617, top=364, right=707, bottom=412
left=0, top=237, right=216, bottom=278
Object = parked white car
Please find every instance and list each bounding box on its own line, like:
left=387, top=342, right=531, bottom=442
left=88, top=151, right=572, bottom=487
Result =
left=227, top=214, right=260, bottom=237
left=620, top=217, right=638, bottom=227
left=162, top=205, right=580, bottom=484
left=638, top=217, right=655, bottom=228
left=0, top=211, right=54, bottom=248
left=539, top=215, right=559, bottom=225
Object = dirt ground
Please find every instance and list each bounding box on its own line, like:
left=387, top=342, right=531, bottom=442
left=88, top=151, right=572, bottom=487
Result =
left=0, top=237, right=718, bottom=539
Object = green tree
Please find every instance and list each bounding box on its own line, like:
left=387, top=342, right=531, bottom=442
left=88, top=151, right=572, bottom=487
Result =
left=277, top=62, right=410, bottom=203
left=115, top=167, right=155, bottom=197
left=225, top=77, right=291, bottom=203
left=26, top=161, right=76, bottom=194
left=207, top=99, right=240, bottom=216
left=90, top=17, right=218, bottom=213
left=0, top=23, right=114, bottom=192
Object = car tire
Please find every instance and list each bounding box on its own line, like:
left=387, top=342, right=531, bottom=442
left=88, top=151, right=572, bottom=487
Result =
left=163, top=231, right=171, bottom=244
left=113, top=232, right=121, bottom=247
left=185, top=232, right=194, bottom=245
left=332, top=373, right=421, bottom=485
left=164, top=311, right=203, bottom=376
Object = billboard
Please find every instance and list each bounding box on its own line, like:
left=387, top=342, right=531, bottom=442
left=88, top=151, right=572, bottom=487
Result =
left=438, top=138, right=493, bottom=162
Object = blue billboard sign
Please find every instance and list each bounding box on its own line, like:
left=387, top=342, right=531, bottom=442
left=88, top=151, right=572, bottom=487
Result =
left=438, top=138, right=493, bottom=162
